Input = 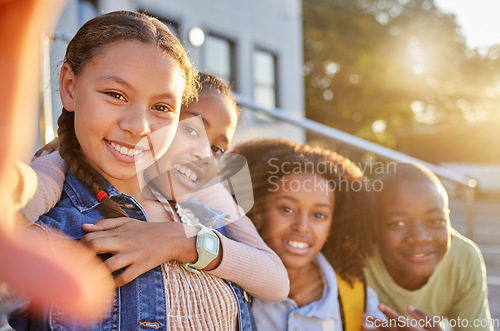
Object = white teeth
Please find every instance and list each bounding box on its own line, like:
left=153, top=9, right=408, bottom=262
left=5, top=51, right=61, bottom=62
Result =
left=175, top=164, right=197, bottom=183
left=110, top=142, right=142, bottom=157
left=111, top=143, right=120, bottom=152
left=413, top=253, right=426, bottom=258
left=286, top=240, right=310, bottom=249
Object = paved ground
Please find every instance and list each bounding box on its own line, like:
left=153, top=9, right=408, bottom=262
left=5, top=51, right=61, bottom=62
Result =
left=449, top=193, right=500, bottom=323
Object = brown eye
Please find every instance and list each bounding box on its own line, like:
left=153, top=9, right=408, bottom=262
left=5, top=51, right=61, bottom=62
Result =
left=314, top=212, right=327, bottom=220
left=279, top=206, right=293, bottom=214
left=389, top=221, right=406, bottom=229
left=183, top=125, right=199, bottom=137
left=105, top=91, right=125, bottom=100
left=212, top=145, right=225, bottom=158
left=154, top=104, right=174, bottom=113
left=428, top=218, right=446, bottom=227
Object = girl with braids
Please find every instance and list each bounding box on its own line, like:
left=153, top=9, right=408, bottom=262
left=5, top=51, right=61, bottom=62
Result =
left=12, top=58, right=287, bottom=328
left=230, top=139, right=386, bottom=331
left=9, top=11, right=275, bottom=331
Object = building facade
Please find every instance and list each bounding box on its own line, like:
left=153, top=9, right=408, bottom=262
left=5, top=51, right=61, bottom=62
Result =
left=40, top=0, right=305, bottom=148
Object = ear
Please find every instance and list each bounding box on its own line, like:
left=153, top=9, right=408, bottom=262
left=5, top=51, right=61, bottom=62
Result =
left=59, top=63, right=76, bottom=112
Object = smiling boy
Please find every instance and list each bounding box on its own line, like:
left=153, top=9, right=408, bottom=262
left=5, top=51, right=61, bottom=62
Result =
left=364, top=163, right=493, bottom=330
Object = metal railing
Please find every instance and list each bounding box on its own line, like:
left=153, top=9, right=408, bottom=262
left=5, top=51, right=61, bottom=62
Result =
left=235, top=94, right=478, bottom=240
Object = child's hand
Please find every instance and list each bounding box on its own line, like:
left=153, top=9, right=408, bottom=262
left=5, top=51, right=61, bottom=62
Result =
left=0, top=223, right=114, bottom=322
left=362, top=304, right=443, bottom=331
left=81, top=218, right=197, bottom=287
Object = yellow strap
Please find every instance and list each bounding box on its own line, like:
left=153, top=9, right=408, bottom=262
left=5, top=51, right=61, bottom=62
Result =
left=336, top=274, right=365, bottom=331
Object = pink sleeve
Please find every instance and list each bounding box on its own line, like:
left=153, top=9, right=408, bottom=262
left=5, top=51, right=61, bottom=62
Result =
left=188, top=184, right=289, bottom=302
left=21, top=151, right=66, bottom=222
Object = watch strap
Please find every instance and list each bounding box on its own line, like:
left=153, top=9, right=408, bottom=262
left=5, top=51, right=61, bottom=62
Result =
left=182, top=224, right=220, bottom=274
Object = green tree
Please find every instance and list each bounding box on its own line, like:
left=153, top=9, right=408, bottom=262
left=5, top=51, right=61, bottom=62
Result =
left=303, top=0, right=500, bottom=163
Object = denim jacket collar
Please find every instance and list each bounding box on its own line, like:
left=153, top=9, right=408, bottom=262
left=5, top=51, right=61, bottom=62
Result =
left=63, top=171, right=124, bottom=213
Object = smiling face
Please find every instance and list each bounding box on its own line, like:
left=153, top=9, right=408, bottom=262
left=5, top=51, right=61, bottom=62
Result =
left=145, top=89, right=238, bottom=199
left=377, top=179, right=451, bottom=290
left=260, top=173, right=335, bottom=272
left=60, top=40, right=185, bottom=193
left=181, top=89, right=238, bottom=158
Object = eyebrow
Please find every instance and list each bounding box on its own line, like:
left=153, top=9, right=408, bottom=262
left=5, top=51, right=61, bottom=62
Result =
left=101, top=75, right=178, bottom=101
left=183, top=110, right=230, bottom=145
left=101, top=75, right=132, bottom=89
left=184, top=111, right=210, bottom=127
left=387, top=208, right=445, bottom=216
left=425, top=208, right=446, bottom=214
left=274, top=195, right=332, bottom=209
left=181, top=110, right=210, bottom=127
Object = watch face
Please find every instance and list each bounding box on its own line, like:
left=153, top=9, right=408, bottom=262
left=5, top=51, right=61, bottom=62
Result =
left=205, top=236, right=218, bottom=254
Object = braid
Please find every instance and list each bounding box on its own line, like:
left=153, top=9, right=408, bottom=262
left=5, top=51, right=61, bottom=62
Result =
left=53, top=11, right=199, bottom=219
left=57, top=108, right=128, bottom=218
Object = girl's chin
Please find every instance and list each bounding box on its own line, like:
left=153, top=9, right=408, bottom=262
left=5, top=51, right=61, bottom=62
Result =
left=279, top=254, right=316, bottom=270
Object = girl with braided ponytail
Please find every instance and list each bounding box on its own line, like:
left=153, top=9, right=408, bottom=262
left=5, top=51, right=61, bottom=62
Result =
left=9, top=11, right=273, bottom=331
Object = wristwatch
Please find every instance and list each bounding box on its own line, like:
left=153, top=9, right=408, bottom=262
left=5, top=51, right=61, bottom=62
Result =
left=183, top=224, right=220, bottom=274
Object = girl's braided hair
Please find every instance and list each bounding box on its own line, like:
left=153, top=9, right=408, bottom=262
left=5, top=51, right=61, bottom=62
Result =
left=58, top=11, right=198, bottom=218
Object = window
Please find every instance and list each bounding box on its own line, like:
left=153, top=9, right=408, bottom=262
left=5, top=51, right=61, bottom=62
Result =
left=253, top=49, right=278, bottom=109
left=203, top=34, right=235, bottom=88
left=78, top=0, right=98, bottom=25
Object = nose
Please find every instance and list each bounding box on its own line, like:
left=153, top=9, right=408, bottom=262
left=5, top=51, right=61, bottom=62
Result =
left=189, top=145, right=212, bottom=164
left=120, top=105, right=150, bottom=136
left=292, top=212, right=310, bottom=235
left=406, top=223, right=431, bottom=244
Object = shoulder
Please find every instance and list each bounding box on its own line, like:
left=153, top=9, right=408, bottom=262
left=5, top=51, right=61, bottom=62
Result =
left=36, top=176, right=105, bottom=239
left=364, top=248, right=390, bottom=285
left=439, top=228, right=486, bottom=293
left=447, top=228, right=485, bottom=268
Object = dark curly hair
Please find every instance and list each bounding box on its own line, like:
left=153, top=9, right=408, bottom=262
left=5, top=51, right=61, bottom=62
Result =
left=57, top=11, right=198, bottom=218
left=230, top=139, right=376, bottom=285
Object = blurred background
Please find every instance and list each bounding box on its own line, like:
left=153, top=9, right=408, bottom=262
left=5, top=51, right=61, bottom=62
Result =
left=22, top=0, right=500, bottom=325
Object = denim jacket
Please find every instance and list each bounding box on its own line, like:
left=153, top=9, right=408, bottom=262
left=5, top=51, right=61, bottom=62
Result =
left=9, top=172, right=256, bottom=331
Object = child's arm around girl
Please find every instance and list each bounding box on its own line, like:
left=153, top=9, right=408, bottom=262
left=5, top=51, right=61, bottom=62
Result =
left=21, top=145, right=288, bottom=302
left=11, top=10, right=264, bottom=330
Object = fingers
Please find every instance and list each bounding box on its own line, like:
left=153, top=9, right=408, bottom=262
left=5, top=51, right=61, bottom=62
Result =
left=376, top=304, right=413, bottom=331
left=82, top=217, right=133, bottom=232
left=378, top=303, right=402, bottom=320
left=376, top=304, right=442, bottom=331
left=113, top=264, right=145, bottom=288
left=406, top=306, right=443, bottom=331
left=103, top=252, right=131, bottom=273
left=407, top=305, right=426, bottom=320
left=81, top=233, right=123, bottom=254
left=103, top=253, right=154, bottom=287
